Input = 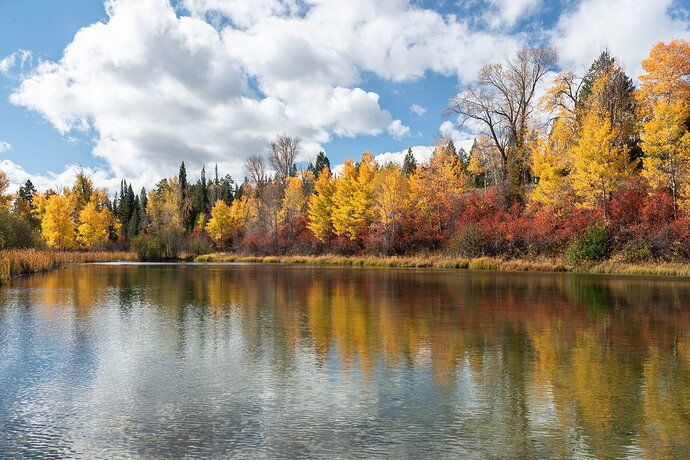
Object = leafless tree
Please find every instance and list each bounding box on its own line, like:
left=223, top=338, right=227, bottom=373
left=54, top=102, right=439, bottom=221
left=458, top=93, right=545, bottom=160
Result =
left=269, top=134, right=300, bottom=185
left=447, top=46, right=558, bottom=203
left=244, top=154, right=268, bottom=190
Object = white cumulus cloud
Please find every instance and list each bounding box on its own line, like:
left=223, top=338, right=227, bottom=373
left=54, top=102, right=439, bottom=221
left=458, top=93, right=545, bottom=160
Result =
left=552, top=0, right=690, bottom=77
left=410, top=104, right=426, bottom=116
left=0, top=159, right=119, bottom=194
left=0, top=141, right=11, bottom=153
left=388, top=120, right=411, bottom=140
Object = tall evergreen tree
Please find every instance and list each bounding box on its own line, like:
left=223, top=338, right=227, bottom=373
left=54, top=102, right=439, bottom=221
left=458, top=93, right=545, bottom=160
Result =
left=139, top=187, right=148, bottom=232
left=402, top=148, right=417, bottom=176
left=17, top=179, right=36, bottom=206
left=192, top=166, right=210, bottom=223
left=313, top=151, right=331, bottom=176
left=179, top=161, right=188, bottom=203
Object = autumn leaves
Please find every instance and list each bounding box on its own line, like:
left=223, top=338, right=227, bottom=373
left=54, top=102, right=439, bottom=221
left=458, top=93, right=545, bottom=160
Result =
left=532, top=40, right=690, bottom=218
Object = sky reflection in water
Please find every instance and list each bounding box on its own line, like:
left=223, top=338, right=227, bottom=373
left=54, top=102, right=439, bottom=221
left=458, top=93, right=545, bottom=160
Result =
left=0, top=264, right=689, bottom=458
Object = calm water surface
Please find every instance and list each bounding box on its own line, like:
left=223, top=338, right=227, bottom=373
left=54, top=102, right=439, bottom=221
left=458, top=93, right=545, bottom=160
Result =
left=1, top=263, right=689, bottom=458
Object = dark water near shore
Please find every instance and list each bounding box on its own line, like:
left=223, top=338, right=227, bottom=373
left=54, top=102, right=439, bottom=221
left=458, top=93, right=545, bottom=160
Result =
left=1, top=263, right=689, bottom=458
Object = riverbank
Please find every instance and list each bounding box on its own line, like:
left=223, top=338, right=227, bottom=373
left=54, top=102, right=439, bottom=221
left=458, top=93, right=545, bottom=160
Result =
left=0, top=249, right=137, bottom=283
left=194, top=253, right=690, bottom=277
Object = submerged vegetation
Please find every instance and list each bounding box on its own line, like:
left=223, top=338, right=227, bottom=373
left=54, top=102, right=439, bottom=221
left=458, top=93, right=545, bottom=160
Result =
left=0, top=40, right=689, bottom=275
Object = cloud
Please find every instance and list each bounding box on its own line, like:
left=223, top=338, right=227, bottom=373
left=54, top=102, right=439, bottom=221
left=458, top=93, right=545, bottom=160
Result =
left=0, top=50, right=33, bottom=77
left=331, top=145, right=434, bottom=175
left=485, top=0, right=541, bottom=29
left=439, top=121, right=475, bottom=154
left=9, top=0, right=526, bottom=190
left=552, top=0, right=690, bottom=77
left=373, top=145, right=434, bottom=166
left=0, top=159, right=119, bottom=194
left=0, top=141, right=11, bottom=153
left=388, top=120, right=411, bottom=140
left=9, top=0, right=410, bottom=189
left=410, top=104, right=427, bottom=116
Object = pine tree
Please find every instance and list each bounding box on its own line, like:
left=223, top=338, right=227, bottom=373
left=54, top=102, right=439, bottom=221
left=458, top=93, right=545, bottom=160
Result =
left=179, top=161, right=190, bottom=230
left=313, top=151, right=331, bottom=177
left=402, top=148, right=417, bottom=176
left=195, top=166, right=210, bottom=220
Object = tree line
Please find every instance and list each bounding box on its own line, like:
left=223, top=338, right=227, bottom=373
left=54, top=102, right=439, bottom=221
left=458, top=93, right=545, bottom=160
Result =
left=0, top=39, right=688, bottom=263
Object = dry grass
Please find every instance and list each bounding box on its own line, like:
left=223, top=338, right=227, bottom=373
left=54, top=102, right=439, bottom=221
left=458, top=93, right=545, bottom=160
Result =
left=194, top=253, right=568, bottom=273
left=0, top=249, right=136, bottom=283
left=587, top=261, right=690, bottom=277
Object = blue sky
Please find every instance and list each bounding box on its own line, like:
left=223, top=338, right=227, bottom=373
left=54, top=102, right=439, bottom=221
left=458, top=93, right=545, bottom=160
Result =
left=0, top=0, right=688, bottom=191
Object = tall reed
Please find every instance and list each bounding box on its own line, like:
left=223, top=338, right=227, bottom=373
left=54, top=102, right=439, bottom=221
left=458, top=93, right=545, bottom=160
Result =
left=0, top=249, right=136, bottom=283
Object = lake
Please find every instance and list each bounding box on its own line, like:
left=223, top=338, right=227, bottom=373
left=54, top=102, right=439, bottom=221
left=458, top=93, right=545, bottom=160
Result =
left=1, top=263, right=688, bottom=458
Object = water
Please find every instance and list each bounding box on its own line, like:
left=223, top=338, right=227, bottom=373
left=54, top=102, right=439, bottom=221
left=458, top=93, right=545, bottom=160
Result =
left=1, top=263, right=688, bottom=458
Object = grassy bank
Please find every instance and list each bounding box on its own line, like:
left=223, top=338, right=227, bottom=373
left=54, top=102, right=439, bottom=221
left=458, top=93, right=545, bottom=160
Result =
left=0, top=249, right=137, bottom=283
left=194, top=253, right=568, bottom=272
left=194, top=253, right=690, bottom=278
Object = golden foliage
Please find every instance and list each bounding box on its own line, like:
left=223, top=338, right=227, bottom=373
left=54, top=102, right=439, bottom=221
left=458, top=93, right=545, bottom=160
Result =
left=0, top=171, right=12, bottom=210
left=146, top=179, right=182, bottom=233
left=40, top=192, right=78, bottom=250
left=206, top=198, right=248, bottom=244
left=530, top=118, right=576, bottom=210
left=638, top=39, right=690, bottom=107
left=570, top=114, right=633, bottom=216
left=373, top=163, right=408, bottom=248
left=640, top=98, right=690, bottom=211
left=307, top=168, right=335, bottom=242
left=331, top=151, right=377, bottom=240
left=408, top=139, right=468, bottom=234
left=77, top=191, right=120, bottom=249
left=279, top=176, right=306, bottom=225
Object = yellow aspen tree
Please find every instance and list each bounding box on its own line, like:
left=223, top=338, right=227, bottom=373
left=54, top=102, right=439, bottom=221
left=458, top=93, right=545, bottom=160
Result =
left=570, top=115, right=632, bottom=219
left=307, top=167, right=335, bottom=242
left=637, top=40, right=690, bottom=214
left=146, top=179, right=182, bottom=233
left=77, top=191, right=119, bottom=249
left=41, top=191, right=78, bottom=249
left=330, top=152, right=377, bottom=240
left=373, top=164, right=408, bottom=251
left=72, top=171, right=94, bottom=213
left=638, top=39, right=690, bottom=108
left=641, top=99, right=690, bottom=213
left=0, top=171, right=11, bottom=210
left=408, top=139, right=468, bottom=237
left=206, top=198, right=247, bottom=245
left=279, top=176, right=305, bottom=225
left=530, top=118, right=576, bottom=210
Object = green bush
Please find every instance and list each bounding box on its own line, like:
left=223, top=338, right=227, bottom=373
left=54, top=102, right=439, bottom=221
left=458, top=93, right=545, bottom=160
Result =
left=185, top=233, right=213, bottom=258
left=132, top=228, right=184, bottom=261
left=447, top=224, right=487, bottom=258
left=565, top=223, right=612, bottom=267
left=619, top=239, right=652, bottom=263
left=0, top=210, right=41, bottom=250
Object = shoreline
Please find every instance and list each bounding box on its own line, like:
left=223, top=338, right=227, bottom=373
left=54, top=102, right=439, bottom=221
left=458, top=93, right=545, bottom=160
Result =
left=0, top=250, right=137, bottom=284
left=194, top=253, right=690, bottom=278
left=5, top=250, right=690, bottom=283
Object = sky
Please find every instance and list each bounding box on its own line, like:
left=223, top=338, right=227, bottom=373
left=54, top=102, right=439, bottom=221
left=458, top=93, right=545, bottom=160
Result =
left=0, top=0, right=688, bottom=193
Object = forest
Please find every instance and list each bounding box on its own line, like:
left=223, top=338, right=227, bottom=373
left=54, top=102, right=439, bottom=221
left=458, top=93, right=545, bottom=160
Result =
left=0, top=39, right=688, bottom=268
